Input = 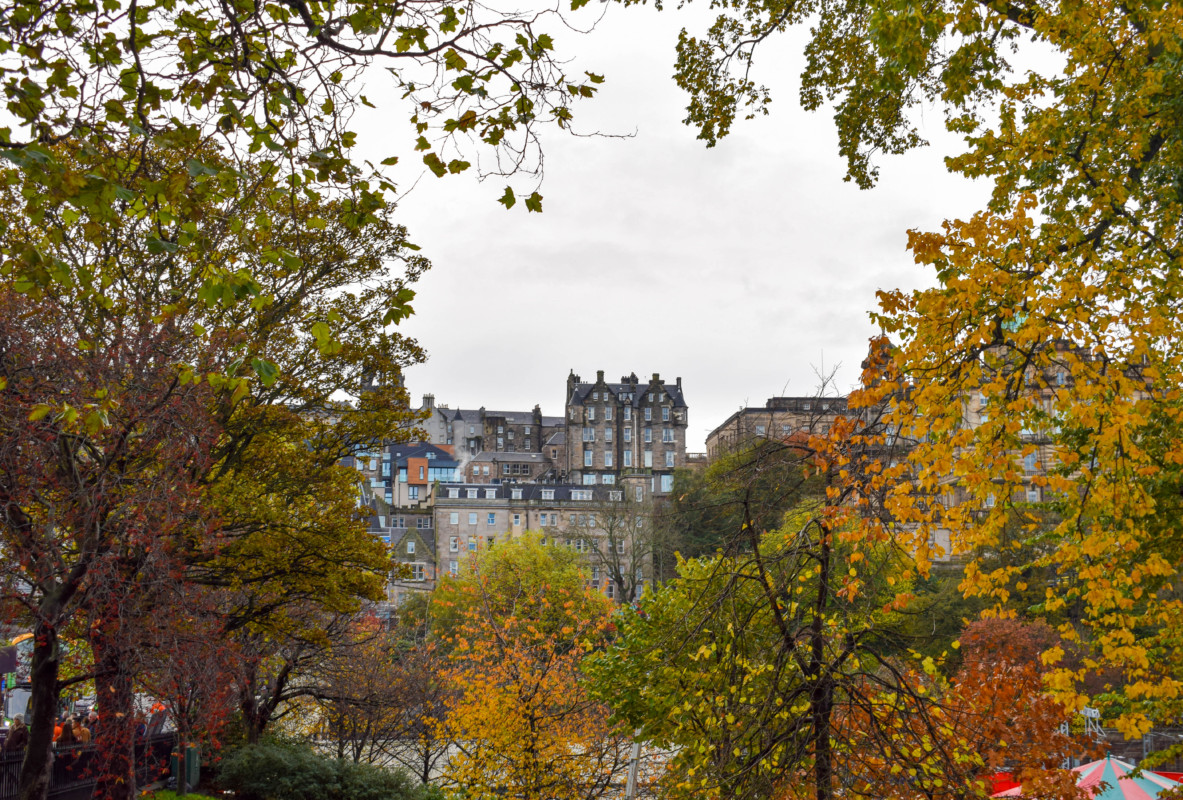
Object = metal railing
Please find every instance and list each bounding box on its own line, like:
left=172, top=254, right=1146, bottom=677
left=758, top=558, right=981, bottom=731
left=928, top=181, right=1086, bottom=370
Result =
left=0, top=733, right=176, bottom=800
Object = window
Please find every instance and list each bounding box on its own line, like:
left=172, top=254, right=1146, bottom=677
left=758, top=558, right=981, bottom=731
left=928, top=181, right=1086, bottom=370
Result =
left=665, top=450, right=675, bottom=467
left=592, top=392, right=599, bottom=400
left=644, top=428, right=652, bottom=444
left=606, top=582, right=615, bottom=599
left=602, top=474, right=616, bottom=484
left=1026, top=486, right=1040, bottom=503
left=782, top=424, right=792, bottom=436
left=644, top=450, right=653, bottom=468
left=583, top=450, right=593, bottom=467
left=487, top=536, right=495, bottom=549
left=542, top=489, right=555, bottom=500
left=635, top=486, right=644, bottom=501
left=503, top=464, right=512, bottom=475
left=1023, top=453, right=1038, bottom=473
left=508, top=430, right=514, bottom=440
left=663, top=428, right=674, bottom=443
left=417, top=517, right=430, bottom=529
left=418, top=466, right=425, bottom=479
left=756, top=425, right=766, bottom=437
left=644, top=407, right=652, bottom=421
left=497, top=425, right=504, bottom=434
left=497, top=437, right=503, bottom=448
left=512, top=488, right=523, bottom=500
left=572, top=490, right=593, bottom=501
left=406, top=540, right=416, bottom=555
left=605, top=451, right=614, bottom=467
left=513, top=513, right=521, bottom=527
left=623, top=449, right=632, bottom=467
left=588, top=408, right=596, bottom=422
left=623, top=429, right=632, bottom=442
left=448, top=488, right=459, bottom=499
left=616, top=540, right=626, bottom=554
left=1056, top=372, right=1066, bottom=386
left=469, top=425, right=475, bottom=434
left=583, top=474, right=597, bottom=485
left=662, top=407, right=670, bottom=422
left=468, top=512, right=478, bottom=525
left=409, top=486, right=419, bottom=500
left=609, top=490, right=623, bottom=501
left=549, top=513, right=558, bottom=525
left=467, top=489, right=478, bottom=499
left=661, top=474, right=674, bottom=492
left=485, top=489, right=496, bottom=499
left=591, top=565, right=600, bottom=587
left=525, top=426, right=531, bottom=434
left=583, top=426, right=595, bottom=442
left=525, top=439, right=531, bottom=449
left=605, top=428, right=613, bottom=442
left=985, top=494, right=996, bottom=509
left=623, top=407, right=632, bottom=421
left=605, top=407, right=613, bottom=420
left=411, top=564, right=425, bottom=581
left=575, top=539, right=587, bottom=553
left=449, top=560, right=458, bottom=576
left=449, top=536, right=459, bottom=552
left=803, top=402, right=811, bottom=411
left=483, top=465, right=490, bottom=475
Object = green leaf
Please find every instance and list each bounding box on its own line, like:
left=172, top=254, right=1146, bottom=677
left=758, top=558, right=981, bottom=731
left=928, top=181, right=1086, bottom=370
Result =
left=380, top=156, right=399, bottom=166
left=525, top=191, right=543, bottom=213
left=423, top=153, right=448, bottom=178
left=498, top=186, right=516, bottom=209
left=444, top=49, right=468, bottom=71
left=251, top=358, right=280, bottom=387
left=28, top=404, right=51, bottom=422
left=447, top=159, right=471, bottom=174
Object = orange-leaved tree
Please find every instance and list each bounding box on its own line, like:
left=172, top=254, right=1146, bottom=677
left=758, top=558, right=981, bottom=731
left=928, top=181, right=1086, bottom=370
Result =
left=433, top=533, right=632, bottom=800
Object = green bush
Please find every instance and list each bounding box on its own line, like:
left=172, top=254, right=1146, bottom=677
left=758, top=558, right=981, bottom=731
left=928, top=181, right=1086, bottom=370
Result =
left=216, top=741, right=427, bottom=800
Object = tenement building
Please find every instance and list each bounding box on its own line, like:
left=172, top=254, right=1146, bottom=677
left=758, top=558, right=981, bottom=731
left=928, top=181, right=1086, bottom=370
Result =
left=433, top=483, right=653, bottom=600
left=564, top=371, right=689, bottom=496
left=705, top=396, right=848, bottom=460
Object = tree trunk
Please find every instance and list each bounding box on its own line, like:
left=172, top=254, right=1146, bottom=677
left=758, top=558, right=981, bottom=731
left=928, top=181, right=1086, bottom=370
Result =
left=811, top=533, right=834, bottom=800
left=19, top=621, right=61, bottom=800
left=91, top=639, right=136, bottom=800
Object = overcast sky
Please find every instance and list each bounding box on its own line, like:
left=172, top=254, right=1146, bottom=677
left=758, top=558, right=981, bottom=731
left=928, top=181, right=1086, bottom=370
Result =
left=353, top=3, right=993, bottom=452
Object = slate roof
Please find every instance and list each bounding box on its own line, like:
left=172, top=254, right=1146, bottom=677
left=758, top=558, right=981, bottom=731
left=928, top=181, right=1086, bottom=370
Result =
left=569, top=378, right=687, bottom=408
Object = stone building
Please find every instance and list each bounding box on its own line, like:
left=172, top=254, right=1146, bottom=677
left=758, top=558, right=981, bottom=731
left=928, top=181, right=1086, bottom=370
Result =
left=362, top=503, right=437, bottom=618
left=564, top=371, right=688, bottom=496
left=463, top=451, right=555, bottom=484
left=432, top=483, right=656, bottom=600
left=431, top=406, right=564, bottom=457
left=705, top=396, right=848, bottom=460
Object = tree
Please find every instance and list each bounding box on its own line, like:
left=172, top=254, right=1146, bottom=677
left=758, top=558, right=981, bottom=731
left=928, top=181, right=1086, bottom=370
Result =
left=0, top=287, right=220, bottom=800
left=0, top=0, right=610, bottom=352
left=654, top=0, right=1183, bottom=739
left=434, top=534, right=632, bottom=800
left=573, top=485, right=666, bottom=603
left=0, top=144, right=425, bottom=800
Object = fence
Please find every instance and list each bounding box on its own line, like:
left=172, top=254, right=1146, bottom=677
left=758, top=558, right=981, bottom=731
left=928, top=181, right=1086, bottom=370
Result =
left=0, top=734, right=176, bottom=800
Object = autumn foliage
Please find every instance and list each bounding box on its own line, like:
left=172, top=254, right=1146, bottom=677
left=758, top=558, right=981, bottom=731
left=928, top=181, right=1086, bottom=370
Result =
left=435, top=535, right=632, bottom=800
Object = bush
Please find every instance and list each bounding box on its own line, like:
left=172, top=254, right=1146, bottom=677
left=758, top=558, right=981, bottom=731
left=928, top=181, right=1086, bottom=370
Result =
left=216, top=741, right=426, bottom=800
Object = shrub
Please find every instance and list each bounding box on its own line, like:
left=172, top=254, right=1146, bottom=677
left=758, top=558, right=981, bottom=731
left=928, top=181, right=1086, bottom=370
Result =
left=216, top=741, right=425, bottom=800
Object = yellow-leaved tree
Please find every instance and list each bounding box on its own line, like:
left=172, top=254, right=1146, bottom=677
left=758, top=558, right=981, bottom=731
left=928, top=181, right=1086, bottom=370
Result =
left=433, top=533, right=633, bottom=800
left=647, top=0, right=1183, bottom=741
